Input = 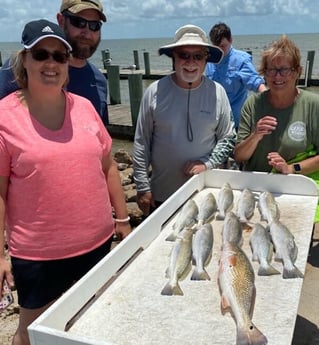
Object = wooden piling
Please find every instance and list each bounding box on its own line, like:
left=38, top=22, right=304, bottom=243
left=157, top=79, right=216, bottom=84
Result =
left=101, top=49, right=112, bottom=69
left=143, top=52, right=151, bottom=77
left=128, top=74, right=143, bottom=128
left=133, top=50, right=140, bottom=70
left=107, top=65, right=121, bottom=105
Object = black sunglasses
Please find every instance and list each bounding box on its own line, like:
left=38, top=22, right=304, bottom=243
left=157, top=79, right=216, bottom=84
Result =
left=63, top=12, right=102, bottom=32
left=28, top=49, right=70, bottom=64
left=175, top=51, right=208, bottom=61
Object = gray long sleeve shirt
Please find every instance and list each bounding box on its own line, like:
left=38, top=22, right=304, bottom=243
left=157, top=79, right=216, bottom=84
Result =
left=133, top=74, right=236, bottom=202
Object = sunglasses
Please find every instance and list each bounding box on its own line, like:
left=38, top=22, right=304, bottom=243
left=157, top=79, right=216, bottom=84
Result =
left=64, top=12, right=102, bottom=32
left=175, top=51, right=208, bottom=61
left=264, top=67, right=296, bottom=77
left=28, top=49, right=70, bottom=64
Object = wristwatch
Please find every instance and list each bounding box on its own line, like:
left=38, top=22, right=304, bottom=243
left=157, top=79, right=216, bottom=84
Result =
left=293, top=163, right=301, bottom=173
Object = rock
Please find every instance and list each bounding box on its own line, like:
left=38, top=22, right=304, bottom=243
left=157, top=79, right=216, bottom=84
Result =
left=114, top=149, right=133, bottom=165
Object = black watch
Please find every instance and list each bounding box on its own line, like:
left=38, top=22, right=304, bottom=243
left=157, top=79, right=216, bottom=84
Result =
left=293, top=163, right=301, bottom=173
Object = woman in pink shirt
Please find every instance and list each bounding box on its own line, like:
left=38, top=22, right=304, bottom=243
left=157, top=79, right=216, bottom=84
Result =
left=0, top=19, right=131, bottom=345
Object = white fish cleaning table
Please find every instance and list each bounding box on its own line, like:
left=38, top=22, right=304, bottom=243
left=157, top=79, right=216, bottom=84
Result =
left=28, top=170, right=318, bottom=345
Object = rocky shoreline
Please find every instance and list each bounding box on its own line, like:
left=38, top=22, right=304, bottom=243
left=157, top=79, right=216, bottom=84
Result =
left=113, top=149, right=144, bottom=227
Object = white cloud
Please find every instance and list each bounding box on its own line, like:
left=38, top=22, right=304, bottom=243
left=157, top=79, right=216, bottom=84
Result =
left=0, top=0, right=318, bottom=41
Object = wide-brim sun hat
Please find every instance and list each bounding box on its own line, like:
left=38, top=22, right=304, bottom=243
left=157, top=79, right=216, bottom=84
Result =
left=159, top=24, right=223, bottom=63
left=60, top=0, right=107, bottom=22
left=22, top=19, right=72, bottom=51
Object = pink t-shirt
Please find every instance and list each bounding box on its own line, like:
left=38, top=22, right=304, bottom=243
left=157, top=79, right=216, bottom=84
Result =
left=0, top=91, right=114, bottom=260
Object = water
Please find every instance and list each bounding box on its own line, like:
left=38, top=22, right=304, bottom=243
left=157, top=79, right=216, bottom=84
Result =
left=1, top=33, right=319, bottom=104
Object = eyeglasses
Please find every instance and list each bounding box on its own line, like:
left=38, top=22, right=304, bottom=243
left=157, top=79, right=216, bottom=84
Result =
left=264, top=67, right=296, bottom=77
left=175, top=51, right=208, bottom=61
left=28, top=49, right=70, bottom=64
left=63, top=12, right=102, bottom=32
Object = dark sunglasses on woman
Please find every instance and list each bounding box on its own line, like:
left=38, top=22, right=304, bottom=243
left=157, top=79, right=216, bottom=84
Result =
left=63, top=12, right=102, bottom=32
left=27, top=49, right=70, bottom=64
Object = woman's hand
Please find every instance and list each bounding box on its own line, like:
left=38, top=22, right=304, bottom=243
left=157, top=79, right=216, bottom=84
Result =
left=268, top=152, right=292, bottom=174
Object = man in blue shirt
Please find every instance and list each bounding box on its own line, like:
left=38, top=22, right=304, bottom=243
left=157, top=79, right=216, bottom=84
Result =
left=206, top=22, right=266, bottom=130
left=0, top=0, right=109, bottom=125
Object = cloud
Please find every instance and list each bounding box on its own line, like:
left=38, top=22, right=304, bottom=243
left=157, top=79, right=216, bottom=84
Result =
left=0, top=0, right=318, bottom=41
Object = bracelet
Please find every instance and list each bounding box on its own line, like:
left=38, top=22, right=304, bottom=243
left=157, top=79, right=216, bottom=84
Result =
left=114, top=216, right=130, bottom=223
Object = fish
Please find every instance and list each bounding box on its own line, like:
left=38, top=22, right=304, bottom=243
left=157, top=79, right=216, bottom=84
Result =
left=249, top=223, right=280, bottom=276
left=218, top=241, right=268, bottom=345
left=216, top=182, right=234, bottom=220
left=236, top=188, right=256, bottom=225
left=269, top=219, right=304, bottom=279
left=161, top=228, right=193, bottom=296
left=257, top=191, right=280, bottom=223
left=222, top=211, right=243, bottom=247
left=197, top=192, right=218, bottom=225
left=166, top=199, right=198, bottom=241
left=191, top=223, right=214, bottom=280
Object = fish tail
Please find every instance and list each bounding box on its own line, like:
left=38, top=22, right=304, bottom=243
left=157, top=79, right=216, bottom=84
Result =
left=258, top=264, right=281, bottom=276
left=161, top=282, right=184, bottom=296
left=237, top=323, right=268, bottom=345
left=283, top=266, right=304, bottom=279
left=190, top=267, right=211, bottom=281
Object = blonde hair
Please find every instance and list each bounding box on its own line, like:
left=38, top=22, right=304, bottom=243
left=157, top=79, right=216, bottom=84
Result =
left=259, top=35, right=302, bottom=79
left=10, top=50, right=28, bottom=88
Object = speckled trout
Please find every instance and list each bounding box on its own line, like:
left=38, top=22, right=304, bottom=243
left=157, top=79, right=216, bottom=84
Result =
left=166, top=199, right=198, bottom=241
left=257, top=191, right=280, bottom=223
left=222, top=211, right=243, bottom=247
left=249, top=223, right=280, bottom=276
left=191, top=223, right=214, bottom=280
left=197, top=192, right=218, bottom=225
left=217, top=182, right=234, bottom=220
left=218, top=242, right=268, bottom=345
left=269, top=219, right=303, bottom=279
left=236, top=188, right=256, bottom=224
left=161, top=228, right=193, bottom=296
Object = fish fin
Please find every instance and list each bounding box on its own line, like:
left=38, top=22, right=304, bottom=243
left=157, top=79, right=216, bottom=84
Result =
left=165, top=233, right=177, bottom=241
left=237, top=322, right=268, bottom=345
left=180, top=261, right=192, bottom=281
left=161, top=282, right=184, bottom=296
left=251, top=252, right=258, bottom=262
left=204, top=251, right=213, bottom=267
left=283, top=266, right=304, bottom=279
left=220, top=294, right=231, bottom=314
left=216, top=213, right=225, bottom=220
left=258, top=265, right=281, bottom=276
left=190, top=268, right=211, bottom=281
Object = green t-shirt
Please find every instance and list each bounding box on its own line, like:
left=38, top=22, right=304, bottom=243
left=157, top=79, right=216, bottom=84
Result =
left=237, top=89, right=319, bottom=172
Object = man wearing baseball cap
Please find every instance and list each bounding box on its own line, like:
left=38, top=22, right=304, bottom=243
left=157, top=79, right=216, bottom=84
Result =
left=133, top=24, right=236, bottom=217
left=0, top=0, right=109, bottom=125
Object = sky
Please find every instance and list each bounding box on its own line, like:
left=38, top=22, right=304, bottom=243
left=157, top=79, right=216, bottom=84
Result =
left=0, top=0, right=318, bottom=42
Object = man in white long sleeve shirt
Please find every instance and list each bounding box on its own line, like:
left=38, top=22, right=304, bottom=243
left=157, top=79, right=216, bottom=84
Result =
left=133, top=24, right=236, bottom=216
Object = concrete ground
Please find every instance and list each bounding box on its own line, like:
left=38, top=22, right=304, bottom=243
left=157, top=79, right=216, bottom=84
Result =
left=292, top=224, right=319, bottom=345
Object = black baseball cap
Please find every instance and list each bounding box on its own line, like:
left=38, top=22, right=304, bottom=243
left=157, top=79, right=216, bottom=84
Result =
left=21, top=19, right=72, bottom=51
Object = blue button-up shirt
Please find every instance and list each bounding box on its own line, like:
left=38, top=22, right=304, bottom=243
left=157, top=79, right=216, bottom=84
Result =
left=206, top=47, right=265, bottom=128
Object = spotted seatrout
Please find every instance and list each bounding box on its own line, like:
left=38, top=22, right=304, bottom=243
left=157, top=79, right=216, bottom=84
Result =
left=217, top=182, right=234, bottom=220
left=166, top=199, right=198, bottom=241
left=269, top=219, right=303, bottom=279
left=197, top=192, right=218, bottom=226
left=161, top=228, right=193, bottom=296
left=249, top=223, right=280, bottom=276
left=257, top=191, right=280, bottom=223
left=222, top=211, right=243, bottom=247
left=218, top=241, right=268, bottom=345
left=191, top=223, right=214, bottom=280
left=236, top=188, right=256, bottom=224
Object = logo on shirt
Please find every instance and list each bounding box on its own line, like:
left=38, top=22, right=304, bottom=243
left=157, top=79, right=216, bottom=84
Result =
left=288, top=121, right=306, bottom=142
